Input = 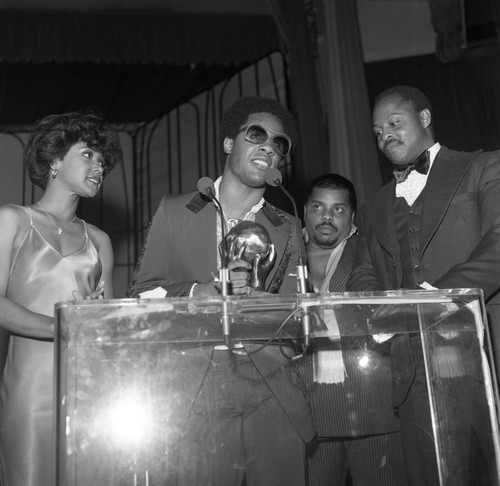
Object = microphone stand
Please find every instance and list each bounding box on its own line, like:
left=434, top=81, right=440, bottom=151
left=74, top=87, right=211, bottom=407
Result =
left=265, top=169, right=311, bottom=350
left=197, top=178, right=231, bottom=347
left=218, top=229, right=231, bottom=349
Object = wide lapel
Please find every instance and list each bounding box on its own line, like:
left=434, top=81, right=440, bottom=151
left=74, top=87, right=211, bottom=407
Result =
left=185, top=193, right=218, bottom=278
left=366, top=181, right=400, bottom=258
left=328, top=234, right=357, bottom=292
left=419, top=147, right=478, bottom=254
left=255, top=203, right=290, bottom=293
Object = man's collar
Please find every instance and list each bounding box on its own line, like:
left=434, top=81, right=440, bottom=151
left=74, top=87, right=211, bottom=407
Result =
left=213, top=176, right=222, bottom=197
left=427, top=142, right=441, bottom=170
left=393, top=142, right=441, bottom=184
left=214, top=176, right=266, bottom=215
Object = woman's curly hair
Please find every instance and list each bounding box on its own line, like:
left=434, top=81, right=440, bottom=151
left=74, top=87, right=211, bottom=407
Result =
left=24, top=108, right=122, bottom=190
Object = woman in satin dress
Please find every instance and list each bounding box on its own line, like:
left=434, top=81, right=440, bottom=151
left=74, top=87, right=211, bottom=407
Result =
left=0, top=109, right=121, bottom=486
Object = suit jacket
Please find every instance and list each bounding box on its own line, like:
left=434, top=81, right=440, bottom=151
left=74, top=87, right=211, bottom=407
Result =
left=347, top=146, right=500, bottom=400
left=129, top=191, right=300, bottom=297
left=129, top=191, right=315, bottom=443
left=302, top=233, right=400, bottom=436
left=327, top=233, right=358, bottom=292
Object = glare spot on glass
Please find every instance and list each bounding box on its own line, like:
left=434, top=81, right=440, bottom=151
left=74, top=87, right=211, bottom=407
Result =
left=358, top=354, right=371, bottom=369
left=101, top=393, right=153, bottom=446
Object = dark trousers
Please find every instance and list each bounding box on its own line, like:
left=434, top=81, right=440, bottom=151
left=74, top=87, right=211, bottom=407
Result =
left=398, top=337, right=497, bottom=486
left=177, top=349, right=306, bottom=486
left=307, top=432, right=406, bottom=486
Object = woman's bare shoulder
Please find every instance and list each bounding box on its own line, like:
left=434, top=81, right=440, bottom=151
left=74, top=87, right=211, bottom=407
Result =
left=0, top=204, right=29, bottom=227
left=0, top=204, right=31, bottom=250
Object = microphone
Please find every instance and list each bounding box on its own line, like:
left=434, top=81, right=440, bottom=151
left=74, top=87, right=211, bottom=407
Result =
left=265, top=168, right=309, bottom=293
left=197, top=177, right=231, bottom=346
left=264, top=168, right=282, bottom=188
left=197, top=177, right=228, bottom=279
left=265, top=168, right=311, bottom=349
left=197, top=177, right=216, bottom=200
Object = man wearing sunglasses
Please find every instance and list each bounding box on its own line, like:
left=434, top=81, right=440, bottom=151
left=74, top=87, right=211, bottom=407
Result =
left=129, top=97, right=314, bottom=486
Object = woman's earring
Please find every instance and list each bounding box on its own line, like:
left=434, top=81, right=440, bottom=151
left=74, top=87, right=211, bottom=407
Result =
left=51, top=167, right=58, bottom=179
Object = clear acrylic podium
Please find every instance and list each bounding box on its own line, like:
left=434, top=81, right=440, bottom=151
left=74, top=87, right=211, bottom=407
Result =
left=55, top=289, right=500, bottom=485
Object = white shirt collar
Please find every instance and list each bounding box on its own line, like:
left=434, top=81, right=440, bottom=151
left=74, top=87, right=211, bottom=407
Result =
left=213, top=176, right=265, bottom=217
left=427, top=142, right=441, bottom=172
left=395, top=142, right=441, bottom=205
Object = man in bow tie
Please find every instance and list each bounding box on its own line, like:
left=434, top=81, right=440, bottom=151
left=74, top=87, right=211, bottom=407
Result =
left=347, top=85, right=500, bottom=485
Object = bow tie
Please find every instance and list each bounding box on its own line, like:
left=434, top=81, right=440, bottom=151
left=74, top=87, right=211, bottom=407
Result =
left=393, top=150, right=430, bottom=183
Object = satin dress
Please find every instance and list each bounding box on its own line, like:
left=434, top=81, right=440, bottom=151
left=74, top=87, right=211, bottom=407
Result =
left=0, top=206, right=101, bottom=486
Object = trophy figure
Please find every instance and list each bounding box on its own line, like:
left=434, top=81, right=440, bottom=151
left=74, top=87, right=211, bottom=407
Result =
left=223, top=221, right=276, bottom=291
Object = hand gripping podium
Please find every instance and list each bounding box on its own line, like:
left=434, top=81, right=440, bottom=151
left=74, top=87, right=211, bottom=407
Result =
left=55, top=289, right=500, bottom=485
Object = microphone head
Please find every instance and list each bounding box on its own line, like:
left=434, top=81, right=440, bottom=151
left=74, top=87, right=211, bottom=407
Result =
left=197, top=177, right=215, bottom=198
left=265, top=168, right=283, bottom=187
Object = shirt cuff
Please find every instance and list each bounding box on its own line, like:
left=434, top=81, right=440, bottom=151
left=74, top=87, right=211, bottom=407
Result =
left=138, top=287, right=167, bottom=299
left=189, top=282, right=198, bottom=297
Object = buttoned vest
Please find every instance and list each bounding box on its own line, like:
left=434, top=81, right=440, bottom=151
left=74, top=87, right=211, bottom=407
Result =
left=394, top=193, right=426, bottom=288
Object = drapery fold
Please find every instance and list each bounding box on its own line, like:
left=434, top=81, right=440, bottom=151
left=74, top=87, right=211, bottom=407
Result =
left=267, top=0, right=330, bottom=188
left=268, top=0, right=382, bottom=203
left=0, top=12, right=280, bottom=65
left=315, top=0, right=382, bottom=204
left=429, top=0, right=465, bottom=63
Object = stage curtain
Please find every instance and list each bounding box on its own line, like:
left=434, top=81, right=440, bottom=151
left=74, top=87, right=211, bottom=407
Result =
left=267, top=0, right=330, bottom=192
left=0, top=12, right=279, bottom=65
left=428, top=0, right=465, bottom=63
left=314, top=0, right=382, bottom=205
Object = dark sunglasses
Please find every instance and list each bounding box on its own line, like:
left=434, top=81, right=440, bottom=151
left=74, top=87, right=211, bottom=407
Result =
left=239, top=123, right=292, bottom=157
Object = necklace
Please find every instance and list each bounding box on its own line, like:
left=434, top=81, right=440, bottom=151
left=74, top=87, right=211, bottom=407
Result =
left=37, top=201, right=77, bottom=235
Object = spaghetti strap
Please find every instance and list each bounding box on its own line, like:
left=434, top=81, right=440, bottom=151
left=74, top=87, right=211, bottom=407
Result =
left=82, top=219, right=88, bottom=238
left=26, top=206, right=33, bottom=225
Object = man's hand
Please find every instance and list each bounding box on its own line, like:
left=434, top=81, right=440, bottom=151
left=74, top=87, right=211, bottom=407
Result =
left=192, top=280, right=220, bottom=297
left=224, top=235, right=251, bottom=294
left=228, top=259, right=252, bottom=294
left=250, top=244, right=276, bottom=291
left=193, top=259, right=253, bottom=297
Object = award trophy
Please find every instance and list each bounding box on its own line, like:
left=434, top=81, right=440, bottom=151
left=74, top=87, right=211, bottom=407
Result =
left=224, top=220, right=276, bottom=291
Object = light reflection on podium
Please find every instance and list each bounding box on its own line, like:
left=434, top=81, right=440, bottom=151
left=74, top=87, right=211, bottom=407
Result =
left=100, top=391, right=153, bottom=485
left=55, top=290, right=500, bottom=485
